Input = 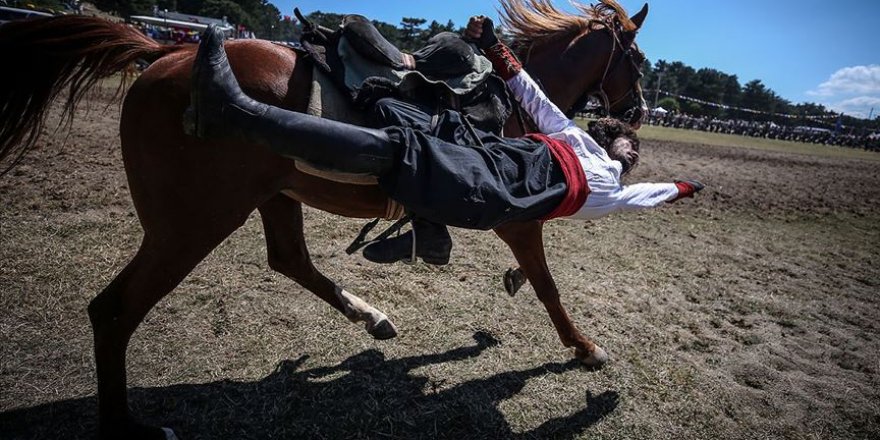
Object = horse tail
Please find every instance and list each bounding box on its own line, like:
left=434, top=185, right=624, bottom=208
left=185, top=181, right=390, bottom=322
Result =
left=0, top=16, right=183, bottom=175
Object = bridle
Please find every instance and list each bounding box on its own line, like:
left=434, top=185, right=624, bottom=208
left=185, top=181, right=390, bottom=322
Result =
left=511, top=19, right=646, bottom=134
left=573, top=20, right=646, bottom=122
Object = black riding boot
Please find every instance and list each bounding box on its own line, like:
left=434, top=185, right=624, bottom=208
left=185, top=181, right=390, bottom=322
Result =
left=362, top=218, right=453, bottom=265
left=184, top=25, right=398, bottom=175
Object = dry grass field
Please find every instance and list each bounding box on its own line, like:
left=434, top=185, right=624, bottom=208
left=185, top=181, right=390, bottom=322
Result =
left=1, top=91, right=879, bottom=439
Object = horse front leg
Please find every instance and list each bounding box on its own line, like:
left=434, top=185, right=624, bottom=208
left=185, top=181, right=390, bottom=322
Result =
left=258, top=194, right=398, bottom=340
left=494, top=221, right=608, bottom=367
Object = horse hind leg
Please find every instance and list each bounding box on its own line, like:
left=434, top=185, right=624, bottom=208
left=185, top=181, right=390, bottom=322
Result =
left=258, top=194, right=397, bottom=340
left=88, top=227, right=240, bottom=440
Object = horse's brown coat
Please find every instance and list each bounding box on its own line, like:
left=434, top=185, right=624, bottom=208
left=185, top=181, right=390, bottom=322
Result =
left=0, top=2, right=648, bottom=437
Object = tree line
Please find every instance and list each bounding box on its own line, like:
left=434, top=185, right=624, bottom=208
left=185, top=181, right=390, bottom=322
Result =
left=641, top=60, right=877, bottom=131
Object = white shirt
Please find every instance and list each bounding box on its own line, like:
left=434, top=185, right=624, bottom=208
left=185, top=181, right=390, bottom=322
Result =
left=506, top=70, right=680, bottom=220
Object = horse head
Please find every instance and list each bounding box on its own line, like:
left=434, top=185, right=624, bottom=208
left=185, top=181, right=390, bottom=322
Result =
left=502, top=0, right=649, bottom=129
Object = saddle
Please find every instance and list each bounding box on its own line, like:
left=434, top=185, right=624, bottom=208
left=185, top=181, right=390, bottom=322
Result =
left=294, top=9, right=512, bottom=135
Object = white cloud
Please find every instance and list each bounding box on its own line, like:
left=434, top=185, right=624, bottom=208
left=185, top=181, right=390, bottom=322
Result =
left=807, top=65, right=880, bottom=97
left=804, top=65, right=880, bottom=119
left=826, top=96, right=880, bottom=119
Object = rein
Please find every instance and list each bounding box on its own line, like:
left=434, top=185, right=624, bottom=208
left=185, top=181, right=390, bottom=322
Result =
left=515, top=18, right=643, bottom=126
left=578, top=20, right=644, bottom=121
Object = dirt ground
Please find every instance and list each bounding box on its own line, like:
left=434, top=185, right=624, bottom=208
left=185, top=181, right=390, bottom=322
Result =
left=1, top=93, right=879, bottom=439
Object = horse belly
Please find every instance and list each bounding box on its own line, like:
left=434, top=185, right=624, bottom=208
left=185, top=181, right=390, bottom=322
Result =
left=279, top=171, right=393, bottom=219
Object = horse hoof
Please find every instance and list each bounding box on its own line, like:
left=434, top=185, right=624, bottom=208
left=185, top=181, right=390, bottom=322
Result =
left=163, top=427, right=179, bottom=440
left=368, top=318, right=398, bottom=340
left=503, top=267, right=526, bottom=296
left=575, top=345, right=609, bottom=368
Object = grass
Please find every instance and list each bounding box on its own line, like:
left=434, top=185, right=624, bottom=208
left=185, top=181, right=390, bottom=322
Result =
left=2, top=98, right=879, bottom=439
left=575, top=119, right=879, bottom=161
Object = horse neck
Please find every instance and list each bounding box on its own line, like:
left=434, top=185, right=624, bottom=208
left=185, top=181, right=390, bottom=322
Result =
left=504, top=32, right=609, bottom=136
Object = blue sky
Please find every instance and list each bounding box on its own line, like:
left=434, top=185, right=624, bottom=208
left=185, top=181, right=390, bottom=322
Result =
left=273, top=0, right=880, bottom=118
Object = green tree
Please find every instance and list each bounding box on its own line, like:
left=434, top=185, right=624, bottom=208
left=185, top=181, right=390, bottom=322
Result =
left=399, top=17, right=427, bottom=50
left=426, top=19, right=455, bottom=37
left=199, top=0, right=253, bottom=29
left=91, top=0, right=154, bottom=17
left=303, top=10, right=345, bottom=29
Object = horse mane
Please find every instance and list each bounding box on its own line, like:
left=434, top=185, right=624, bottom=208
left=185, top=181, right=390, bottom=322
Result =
left=499, top=0, right=636, bottom=50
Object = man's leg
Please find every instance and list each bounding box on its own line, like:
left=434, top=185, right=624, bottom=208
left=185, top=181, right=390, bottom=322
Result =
left=342, top=15, right=414, bottom=70
left=364, top=98, right=453, bottom=266
left=373, top=98, right=435, bottom=131
left=184, top=25, right=398, bottom=175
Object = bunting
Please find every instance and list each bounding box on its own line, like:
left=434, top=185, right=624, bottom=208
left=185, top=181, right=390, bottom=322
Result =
left=647, top=90, right=839, bottom=120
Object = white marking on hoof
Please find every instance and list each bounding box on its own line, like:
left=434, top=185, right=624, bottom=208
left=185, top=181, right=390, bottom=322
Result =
left=575, top=345, right=609, bottom=368
left=162, top=427, right=179, bottom=440
left=335, top=286, right=398, bottom=340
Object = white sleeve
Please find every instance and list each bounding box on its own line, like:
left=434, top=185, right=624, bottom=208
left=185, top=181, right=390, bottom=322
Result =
left=612, top=183, right=681, bottom=210
left=506, top=70, right=574, bottom=134
left=569, top=182, right=680, bottom=219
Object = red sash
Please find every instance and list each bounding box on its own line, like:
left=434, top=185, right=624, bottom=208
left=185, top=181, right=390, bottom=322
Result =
left=525, top=134, right=590, bottom=221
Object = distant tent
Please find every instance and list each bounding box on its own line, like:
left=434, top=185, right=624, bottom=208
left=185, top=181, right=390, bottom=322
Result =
left=651, top=107, right=668, bottom=115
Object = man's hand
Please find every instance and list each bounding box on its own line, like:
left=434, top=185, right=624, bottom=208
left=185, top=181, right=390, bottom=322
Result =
left=465, top=15, right=498, bottom=50
left=465, top=16, right=485, bottom=40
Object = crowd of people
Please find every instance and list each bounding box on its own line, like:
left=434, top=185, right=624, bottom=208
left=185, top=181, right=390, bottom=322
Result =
left=644, top=111, right=879, bottom=151
left=134, top=22, right=201, bottom=44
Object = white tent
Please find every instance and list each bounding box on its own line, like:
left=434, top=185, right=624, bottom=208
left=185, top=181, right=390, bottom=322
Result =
left=651, top=106, right=668, bottom=115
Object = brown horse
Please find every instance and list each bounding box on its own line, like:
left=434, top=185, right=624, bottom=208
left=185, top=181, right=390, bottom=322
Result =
left=0, top=1, right=648, bottom=438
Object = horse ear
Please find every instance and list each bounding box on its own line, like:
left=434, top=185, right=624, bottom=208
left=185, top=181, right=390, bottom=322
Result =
left=630, top=3, right=649, bottom=30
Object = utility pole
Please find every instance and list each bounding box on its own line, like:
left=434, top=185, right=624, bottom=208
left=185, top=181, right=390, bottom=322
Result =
left=653, top=70, right=664, bottom=109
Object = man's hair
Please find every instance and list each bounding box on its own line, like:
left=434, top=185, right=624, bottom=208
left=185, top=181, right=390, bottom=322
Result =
left=586, top=117, right=640, bottom=173
left=586, top=117, right=640, bottom=150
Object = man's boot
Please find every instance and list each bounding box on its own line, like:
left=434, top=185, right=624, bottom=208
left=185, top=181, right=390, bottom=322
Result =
left=184, top=24, right=399, bottom=175
left=362, top=218, right=453, bottom=265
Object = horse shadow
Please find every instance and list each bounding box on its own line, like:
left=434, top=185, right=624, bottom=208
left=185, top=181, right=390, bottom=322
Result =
left=0, top=332, right=619, bottom=439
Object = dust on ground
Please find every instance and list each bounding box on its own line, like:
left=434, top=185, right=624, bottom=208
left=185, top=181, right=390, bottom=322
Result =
left=1, top=94, right=879, bottom=439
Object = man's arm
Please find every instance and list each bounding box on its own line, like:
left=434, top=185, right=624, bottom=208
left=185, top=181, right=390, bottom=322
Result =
left=570, top=180, right=704, bottom=219
left=505, top=70, right=573, bottom=134
left=466, top=17, right=571, bottom=134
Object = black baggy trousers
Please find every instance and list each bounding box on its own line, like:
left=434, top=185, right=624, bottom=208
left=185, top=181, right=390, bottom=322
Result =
left=373, top=98, right=568, bottom=230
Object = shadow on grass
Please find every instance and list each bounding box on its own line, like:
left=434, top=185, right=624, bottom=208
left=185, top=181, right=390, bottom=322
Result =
left=0, top=332, right=618, bottom=439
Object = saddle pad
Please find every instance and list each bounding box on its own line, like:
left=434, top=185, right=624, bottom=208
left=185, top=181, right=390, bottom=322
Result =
left=297, top=66, right=377, bottom=186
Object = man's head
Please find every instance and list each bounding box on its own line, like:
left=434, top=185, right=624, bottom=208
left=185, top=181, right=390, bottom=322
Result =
left=587, top=118, right=641, bottom=175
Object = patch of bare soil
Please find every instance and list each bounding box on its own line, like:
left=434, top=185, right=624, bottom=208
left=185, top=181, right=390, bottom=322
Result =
left=1, top=93, right=878, bottom=439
